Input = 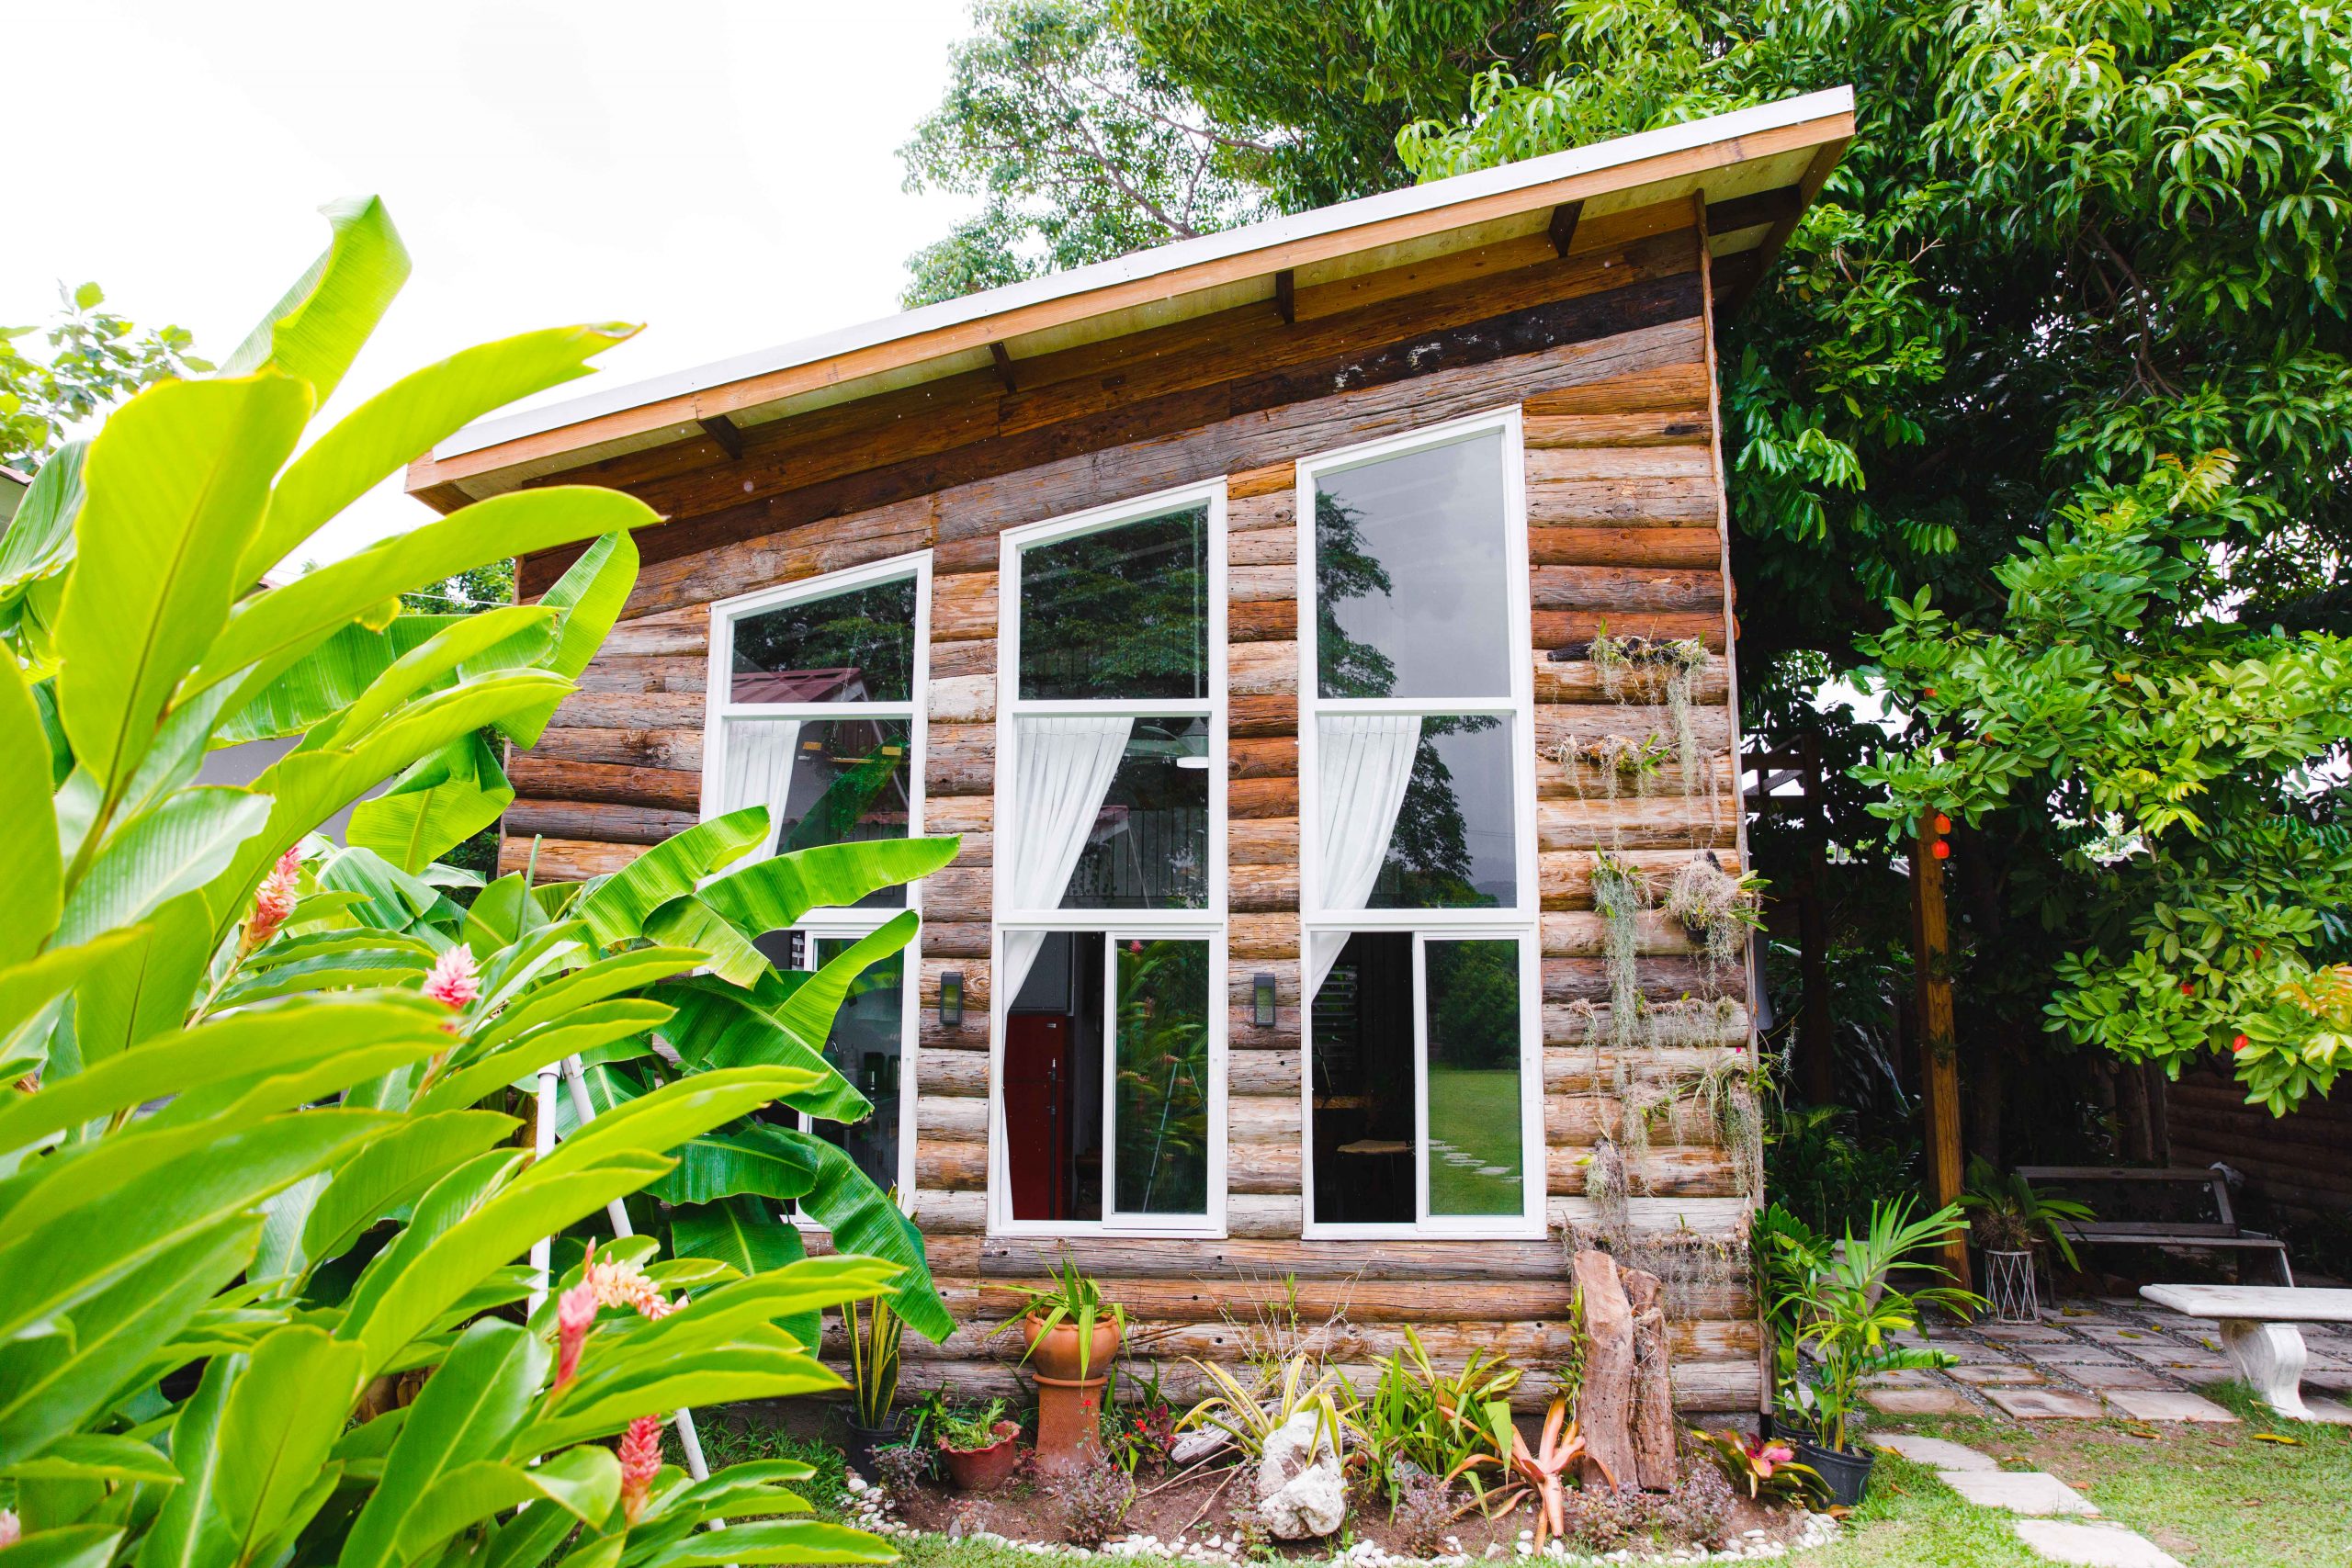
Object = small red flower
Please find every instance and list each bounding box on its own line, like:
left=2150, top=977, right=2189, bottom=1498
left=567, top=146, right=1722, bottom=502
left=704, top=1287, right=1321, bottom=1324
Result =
left=2180, top=981, right=2195, bottom=997
left=1922, top=686, right=1937, bottom=698
left=2232, top=1033, right=2250, bottom=1053
left=554, top=1279, right=597, bottom=1392
left=620, top=1415, right=665, bottom=1524
left=424, top=945, right=481, bottom=1026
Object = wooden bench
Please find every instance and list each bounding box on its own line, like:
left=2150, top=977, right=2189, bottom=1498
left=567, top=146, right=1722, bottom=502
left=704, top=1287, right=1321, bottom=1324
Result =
left=2015, top=1165, right=2294, bottom=1285
left=2140, top=1283, right=2352, bottom=1419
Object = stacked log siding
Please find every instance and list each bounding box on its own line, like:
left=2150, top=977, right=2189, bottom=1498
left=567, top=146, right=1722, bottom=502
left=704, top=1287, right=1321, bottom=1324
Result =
left=495, top=215, right=1761, bottom=1413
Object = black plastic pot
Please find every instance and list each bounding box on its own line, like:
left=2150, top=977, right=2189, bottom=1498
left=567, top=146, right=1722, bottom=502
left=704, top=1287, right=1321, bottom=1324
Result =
left=1792, top=1438, right=1875, bottom=1507
left=843, top=1416, right=903, bottom=1483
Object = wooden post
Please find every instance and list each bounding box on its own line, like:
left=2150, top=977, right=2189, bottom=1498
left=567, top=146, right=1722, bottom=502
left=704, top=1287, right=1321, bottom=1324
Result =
left=1911, top=812, right=1972, bottom=1295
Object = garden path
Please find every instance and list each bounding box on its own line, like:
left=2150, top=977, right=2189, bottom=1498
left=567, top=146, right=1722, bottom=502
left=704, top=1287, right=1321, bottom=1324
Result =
left=1860, top=1293, right=2352, bottom=1425
left=1871, top=1432, right=2183, bottom=1567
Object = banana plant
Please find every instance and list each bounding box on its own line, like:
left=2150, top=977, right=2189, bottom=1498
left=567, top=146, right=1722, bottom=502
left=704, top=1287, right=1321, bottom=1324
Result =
left=0, top=197, right=948, bottom=1568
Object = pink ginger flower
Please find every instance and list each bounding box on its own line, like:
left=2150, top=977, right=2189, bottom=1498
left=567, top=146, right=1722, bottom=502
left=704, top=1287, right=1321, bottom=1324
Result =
left=424, top=945, right=481, bottom=1025
left=582, top=1253, right=676, bottom=1319
left=246, top=849, right=301, bottom=949
left=619, top=1415, right=664, bottom=1524
left=0, top=1509, right=18, bottom=1549
left=554, top=1279, right=597, bottom=1392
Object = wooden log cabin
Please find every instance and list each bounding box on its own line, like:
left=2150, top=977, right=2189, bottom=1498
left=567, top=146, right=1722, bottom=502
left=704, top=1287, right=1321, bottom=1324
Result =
left=407, top=90, right=1855, bottom=1416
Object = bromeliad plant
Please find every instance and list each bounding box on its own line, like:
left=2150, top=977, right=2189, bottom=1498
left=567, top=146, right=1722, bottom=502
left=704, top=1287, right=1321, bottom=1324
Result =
left=1958, top=1157, right=2094, bottom=1269
left=1357, top=1325, right=1521, bottom=1510
left=0, top=197, right=951, bottom=1568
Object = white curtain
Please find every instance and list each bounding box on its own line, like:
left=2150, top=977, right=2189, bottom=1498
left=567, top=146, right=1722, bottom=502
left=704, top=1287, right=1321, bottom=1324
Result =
left=1000, top=715, right=1134, bottom=1005
left=719, top=717, right=802, bottom=860
left=1306, top=714, right=1421, bottom=999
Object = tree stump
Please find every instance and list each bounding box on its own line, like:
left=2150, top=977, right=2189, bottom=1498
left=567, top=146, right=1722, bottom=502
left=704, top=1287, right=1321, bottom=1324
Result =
left=1623, top=1267, right=1677, bottom=1490
left=1570, top=1247, right=1638, bottom=1490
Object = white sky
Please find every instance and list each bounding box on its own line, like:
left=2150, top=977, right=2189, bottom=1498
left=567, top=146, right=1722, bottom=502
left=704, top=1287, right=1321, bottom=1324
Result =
left=4, top=0, right=978, bottom=561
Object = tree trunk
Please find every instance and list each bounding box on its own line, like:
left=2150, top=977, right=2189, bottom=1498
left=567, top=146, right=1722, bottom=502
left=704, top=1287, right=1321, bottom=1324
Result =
left=1621, top=1268, right=1677, bottom=1490
left=1571, top=1248, right=1638, bottom=1490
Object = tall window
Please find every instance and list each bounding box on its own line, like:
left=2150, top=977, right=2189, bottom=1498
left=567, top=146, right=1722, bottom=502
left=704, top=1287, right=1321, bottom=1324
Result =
left=992, top=485, right=1227, bottom=1235
left=703, top=555, right=931, bottom=1203
left=1297, top=412, right=1542, bottom=1238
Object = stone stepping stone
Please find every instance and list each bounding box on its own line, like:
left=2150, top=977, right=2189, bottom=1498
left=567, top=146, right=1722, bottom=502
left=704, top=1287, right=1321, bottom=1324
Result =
left=2293, top=1395, right=2352, bottom=1425
left=2063, top=1363, right=2177, bottom=1392
left=1951, top=1364, right=2043, bottom=1385
left=1976, top=1322, right=2075, bottom=1343
left=1938, top=1469, right=2098, bottom=1517
left=1869, top=1434, right=1997, bottom=1471
left=2099, top=1390, right=2237, bottom=1423
left=1865, top=1386, right=1974, bottom=1416
left=2021, top=1345, right=2131, bottom=1366
left=1985, top=1387, right=2105, bottom=1419
left=2012, top=1519, right=2185, bottom=1568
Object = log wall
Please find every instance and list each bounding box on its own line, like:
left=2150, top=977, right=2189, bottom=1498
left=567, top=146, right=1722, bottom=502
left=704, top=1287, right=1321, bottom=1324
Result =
left=499, top=213, right=1762, bottom=1412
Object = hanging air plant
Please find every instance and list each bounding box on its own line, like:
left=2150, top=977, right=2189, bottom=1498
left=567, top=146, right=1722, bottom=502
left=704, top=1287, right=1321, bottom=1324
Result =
left=1664, top=852, right=1767, bottom=972
left=1590, top=852, right=1653, bottom=1046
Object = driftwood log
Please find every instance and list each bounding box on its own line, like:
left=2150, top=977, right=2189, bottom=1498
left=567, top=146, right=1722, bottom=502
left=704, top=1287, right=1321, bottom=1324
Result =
left=1623, top=1267, right=1678, bottom=1490
left=1570, top=1248, right=1639, bottom=1489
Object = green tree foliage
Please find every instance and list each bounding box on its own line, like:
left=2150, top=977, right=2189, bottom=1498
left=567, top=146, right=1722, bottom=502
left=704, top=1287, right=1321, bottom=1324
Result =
left=1, top=283, right=210, bottom=472
left=0, top=198, right=952, bottom=1568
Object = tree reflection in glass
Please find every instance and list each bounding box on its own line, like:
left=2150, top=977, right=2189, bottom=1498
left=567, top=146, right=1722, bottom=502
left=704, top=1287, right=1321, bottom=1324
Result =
left=1019, top=506, right=1207, bottom=701
left=1113, top=937, right=1210, bottom=1216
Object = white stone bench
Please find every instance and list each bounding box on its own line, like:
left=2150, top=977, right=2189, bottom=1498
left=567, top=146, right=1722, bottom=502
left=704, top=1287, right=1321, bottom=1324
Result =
left=2140, top=1283, right=2352, bottom=1419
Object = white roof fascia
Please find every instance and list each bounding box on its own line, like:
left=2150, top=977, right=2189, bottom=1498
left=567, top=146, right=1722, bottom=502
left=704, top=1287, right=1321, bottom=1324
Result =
left=435, top=86, right=1851, bottom=462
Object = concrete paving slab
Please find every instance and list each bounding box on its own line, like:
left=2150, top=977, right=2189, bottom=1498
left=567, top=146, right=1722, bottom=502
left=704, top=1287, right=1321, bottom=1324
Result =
left=1975, top=1322, right=2075, bottom=1343
left=1950, top=1364, right=2044, bottom=1385
left=1951, top=1339, right=2037, bottom=1363
left=1939, top=1469, right=2098, bottom=1516
left=2100, top=1390, right=2238, bottom=1423
left=2063, top=1363, right=2177, bottom=1392
left=1865, top=1386, right=1975, bottom=1416
left=1869, top=1434, right=1998, bottom=1471
left=2012, top=1520, right=2186, bottom=1568
left=2292, top=1395, right=2352, bottom=1425
left=2080, top=1325, right=2165, bottom=1345
left=1984, top=1387, right=2105, bottom=1419
left=2021, top=1344, right=2130, bottom=1366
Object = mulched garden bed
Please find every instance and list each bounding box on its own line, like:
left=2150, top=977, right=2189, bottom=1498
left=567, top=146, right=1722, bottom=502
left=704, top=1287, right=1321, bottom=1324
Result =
left=845, top=1458, right=1829, bottom=1564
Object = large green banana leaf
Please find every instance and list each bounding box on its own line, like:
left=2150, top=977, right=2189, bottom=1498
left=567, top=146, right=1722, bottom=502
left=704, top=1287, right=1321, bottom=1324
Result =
left=218, top=196, right=408, bottom=407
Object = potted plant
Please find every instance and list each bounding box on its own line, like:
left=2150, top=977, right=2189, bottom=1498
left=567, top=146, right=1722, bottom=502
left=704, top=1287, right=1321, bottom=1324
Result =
left=935, top=1398, right=1022, bottom=1492
left=842, top=1296, right=904, bottom=1482
left=987, top=1247, right=1126, bottom=1473
left=1958, top=1158, right=2093, bottom=1323
left=1774, top=1197, right=1983, bottom=1505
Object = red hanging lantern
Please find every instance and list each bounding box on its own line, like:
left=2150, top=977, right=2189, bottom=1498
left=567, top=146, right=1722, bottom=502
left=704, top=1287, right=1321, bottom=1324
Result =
left=1930, top=840, right=1951, bottom=860
left=1933, top=812, right=1953, bottom=835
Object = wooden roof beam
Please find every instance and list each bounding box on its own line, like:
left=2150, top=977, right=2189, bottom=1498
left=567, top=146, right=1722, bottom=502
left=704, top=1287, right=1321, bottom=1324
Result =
left=989, top=342, right=1018, bottom=393
left=1273, top=268, right=1295, bottom=324
left=1547, top=199, right=1584, bottom=257
left=695, top=414, right=744, bottom=460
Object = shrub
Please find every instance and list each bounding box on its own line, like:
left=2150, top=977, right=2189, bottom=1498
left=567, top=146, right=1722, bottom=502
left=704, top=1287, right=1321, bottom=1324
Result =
left=1387, top=1464, right=1456, bottom=1556
left=1054, top=1462, right=1138, bottom=1546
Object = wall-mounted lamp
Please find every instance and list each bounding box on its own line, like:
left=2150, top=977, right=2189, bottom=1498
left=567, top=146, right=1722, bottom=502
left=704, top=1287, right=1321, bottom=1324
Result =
left=1252, top=971, right=1278, bottom=1029
left=939, top=970, right=965, bottom=1029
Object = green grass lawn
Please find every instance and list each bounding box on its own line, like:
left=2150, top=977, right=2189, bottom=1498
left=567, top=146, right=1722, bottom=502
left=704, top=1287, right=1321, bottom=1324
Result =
left=1425, top=1066, right=1522, bottom=1216
left=1863, top=1382, right=2352, bottom=1567
left=703, top=1381, right=2352, bottom=1566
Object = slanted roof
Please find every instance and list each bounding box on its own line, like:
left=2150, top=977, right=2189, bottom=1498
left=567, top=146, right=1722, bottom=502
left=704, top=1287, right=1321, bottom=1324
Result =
left=408, top=86, right=1852, bottom=507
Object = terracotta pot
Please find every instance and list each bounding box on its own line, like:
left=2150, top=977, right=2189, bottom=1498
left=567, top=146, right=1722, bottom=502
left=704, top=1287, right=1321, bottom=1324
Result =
left=940, top=1421, right=1022, bottom=1492
left=1020, top=1314, right=1122, bottom=1381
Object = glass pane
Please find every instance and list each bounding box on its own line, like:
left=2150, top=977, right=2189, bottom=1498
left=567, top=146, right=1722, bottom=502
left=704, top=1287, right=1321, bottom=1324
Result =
left=812, top=939, right=904, bottom=1193
left=1424, top=938, right=1523, bottom=1218
left=1006, top=931, right=1105, bottom=1223
left=1343, top=716, right=1516, bottom=910
left=731, top=574, right=917, bottom=704
left=1019, top=508, right=1208, bottom=701
left=1308, top=931, right=1415, bottom=1225
left=721, top=716, right=912, bottom=906
left=1062, top=719, right=1210, bottom=909
left=1112, top=938, right=1211, bottom=1217
left=1316, top=434, right=1511, bottom=699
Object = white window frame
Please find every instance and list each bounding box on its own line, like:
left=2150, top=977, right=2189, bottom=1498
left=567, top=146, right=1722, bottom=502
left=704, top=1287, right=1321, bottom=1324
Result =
left=700, top=551, right=933, bottom=1213
left=1294, top=408, right=1544, bottom=1240
left=989, top=480, right=1229, bottom=1238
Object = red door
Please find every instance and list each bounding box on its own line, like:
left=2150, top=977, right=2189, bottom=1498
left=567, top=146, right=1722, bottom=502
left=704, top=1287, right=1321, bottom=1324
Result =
left=1003, top=1013, right=1074, bottom=1221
